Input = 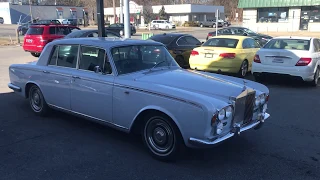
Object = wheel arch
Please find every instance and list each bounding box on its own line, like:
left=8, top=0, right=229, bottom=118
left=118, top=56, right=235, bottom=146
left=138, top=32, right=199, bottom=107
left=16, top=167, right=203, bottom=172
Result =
left=129, top=106, right=184, bottom=140
left=25, top=81, right=42, bottom=98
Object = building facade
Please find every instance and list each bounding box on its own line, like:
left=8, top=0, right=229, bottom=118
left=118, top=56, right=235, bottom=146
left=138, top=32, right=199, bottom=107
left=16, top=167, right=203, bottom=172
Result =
left=104, top=1, right=225, bottom=26
left=238, top=0, right=320, bottom=32
left=0, top=2, right=86, bottom=24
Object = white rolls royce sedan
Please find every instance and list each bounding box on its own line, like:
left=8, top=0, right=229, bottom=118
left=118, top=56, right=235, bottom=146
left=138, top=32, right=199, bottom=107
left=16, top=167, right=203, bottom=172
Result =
left=252, top=36, right=320, bottom=86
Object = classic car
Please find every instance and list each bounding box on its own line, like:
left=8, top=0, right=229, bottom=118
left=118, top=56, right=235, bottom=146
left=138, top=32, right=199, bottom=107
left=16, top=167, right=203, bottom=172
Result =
left=148, top=33, right=202, bottom=69
left=8, top=38, right=270, bottom=161
left=189, top=35, right=261, bottom=78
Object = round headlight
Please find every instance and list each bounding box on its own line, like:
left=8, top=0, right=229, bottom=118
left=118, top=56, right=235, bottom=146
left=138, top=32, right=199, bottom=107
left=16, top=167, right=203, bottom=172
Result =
left=216, top=121, right=223, bottom=135
left=262, top=103, right=267, bottom=113
left=260, top=94, right=266, bottom=104
left=225, top=106, right=233, bottom=118
left=218, top=109, right=226, bottom=120
left=255, top=96, right=261, bottom=106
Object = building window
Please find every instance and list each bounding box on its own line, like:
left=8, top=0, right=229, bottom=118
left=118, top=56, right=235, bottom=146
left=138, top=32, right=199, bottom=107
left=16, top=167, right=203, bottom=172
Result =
left=302, top=6, right=320, bottom=22
left=257, top=7, right=289, bottom=23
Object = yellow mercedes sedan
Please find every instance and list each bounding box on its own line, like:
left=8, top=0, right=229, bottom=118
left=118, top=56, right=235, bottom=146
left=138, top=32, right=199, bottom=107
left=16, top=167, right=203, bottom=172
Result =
left=189, top=35, right=261, bottom=77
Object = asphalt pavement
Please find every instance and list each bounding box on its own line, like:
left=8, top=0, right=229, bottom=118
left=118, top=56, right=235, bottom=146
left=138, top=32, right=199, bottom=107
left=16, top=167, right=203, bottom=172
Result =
left=0, top=46, right=320, bottom=180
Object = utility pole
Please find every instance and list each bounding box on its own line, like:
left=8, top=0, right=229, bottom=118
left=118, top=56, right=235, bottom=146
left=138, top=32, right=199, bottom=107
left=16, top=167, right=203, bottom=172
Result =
left=123, top=0, right=131, bottom=38
left=113, top=0, right=116, bottom=23
left=29, top=0, right=33, bottom=22
left=120, top=0, right=123, bottom=23
left=96, top=0, right=106, bottom=37
left=216, top=9, right=218, bottom=36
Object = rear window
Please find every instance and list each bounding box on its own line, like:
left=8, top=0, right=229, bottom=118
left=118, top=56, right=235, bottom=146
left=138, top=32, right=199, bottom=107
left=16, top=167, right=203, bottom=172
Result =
left=264, top=39, right=310, bottom=50
left=26, top=27, right=44, bottom=35
left=202, top=38, right=239, bottom=48
left=149, top=35, right=175, bottom=45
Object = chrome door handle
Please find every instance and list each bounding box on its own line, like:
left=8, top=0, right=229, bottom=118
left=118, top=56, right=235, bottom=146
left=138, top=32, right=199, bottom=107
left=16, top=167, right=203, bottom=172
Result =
left=72, top=76, right=80, bottom=79
left=42, top=70, right=50, bottom=73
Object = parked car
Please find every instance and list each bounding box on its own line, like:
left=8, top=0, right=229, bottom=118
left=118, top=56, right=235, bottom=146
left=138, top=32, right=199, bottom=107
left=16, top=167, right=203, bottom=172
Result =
left=189, top=35, right=261, bottom=78
left=150, top=20, right=176, bottom=29
left=23, top=24, right=80, bottom=57
left=8, top=37, right=270, bottom=161
left=18, top=23, right=39, bottom=35
left=63, top=29, right=121, bottom=39
left=206, top=27, right=272, bottom=46
left=199, top=19, right=223, bottom=28
left=106, top=23, right=136, bottom=36
left=148, top=33, right=202, bottom=68
left=252, top=36, right=320, bottom=86
left=0, top=17, right=4, bottom=24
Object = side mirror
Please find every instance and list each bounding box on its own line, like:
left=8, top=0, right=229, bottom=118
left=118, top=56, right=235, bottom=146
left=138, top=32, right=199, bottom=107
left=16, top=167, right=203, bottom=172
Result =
left=243, top=33, right=248, bottom=36
left=94, top=66, right=102, bottom=74
left=201, top=41, right=204, bottom=44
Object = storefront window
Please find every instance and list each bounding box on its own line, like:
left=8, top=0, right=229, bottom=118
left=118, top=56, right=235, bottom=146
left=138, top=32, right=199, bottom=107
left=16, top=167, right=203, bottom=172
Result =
left=309, top=6, right=320, bottom=22
left=257, top=7, right=289, bottom=23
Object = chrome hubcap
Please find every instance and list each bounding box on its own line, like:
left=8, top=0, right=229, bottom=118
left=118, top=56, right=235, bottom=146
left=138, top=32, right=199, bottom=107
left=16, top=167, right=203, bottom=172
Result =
left=30, top=88, right=42, bottom=112
left=145, top=117, right=174, bottom=155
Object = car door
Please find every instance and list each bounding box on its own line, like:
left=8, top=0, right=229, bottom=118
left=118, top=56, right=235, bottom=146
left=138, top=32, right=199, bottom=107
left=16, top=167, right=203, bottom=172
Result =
left=176, top=36, right=202, bottom=61
left=70, top=45, right=114, bottom=122
left=106, top=23, right=121, bottom=34
left=43, top=44, right=78, bottom=110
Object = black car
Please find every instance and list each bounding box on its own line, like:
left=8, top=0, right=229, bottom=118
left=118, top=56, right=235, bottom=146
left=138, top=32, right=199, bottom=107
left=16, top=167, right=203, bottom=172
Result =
left=206, top=27, right=272, bottom=46
left=106, top=23, right=136, bottom=36
left=17, top=23, right=39, bottom=35
left=64, top=29, right=121, bottom=39
left=148, top=33, right=202, bottom=68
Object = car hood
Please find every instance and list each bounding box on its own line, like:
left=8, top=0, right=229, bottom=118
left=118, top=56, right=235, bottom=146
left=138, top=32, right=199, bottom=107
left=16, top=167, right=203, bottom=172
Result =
left=123, top=69, right=268, bottom=106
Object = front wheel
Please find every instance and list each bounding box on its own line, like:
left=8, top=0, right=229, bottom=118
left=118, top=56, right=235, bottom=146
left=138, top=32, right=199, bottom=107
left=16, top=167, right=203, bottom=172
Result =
left=119, top=30, right=124, bottom=36
left=28, top=85, right=49, bottom=116
left=212, top=24, right=216, bottom=28
left=142, top=113, right=183, bottom=161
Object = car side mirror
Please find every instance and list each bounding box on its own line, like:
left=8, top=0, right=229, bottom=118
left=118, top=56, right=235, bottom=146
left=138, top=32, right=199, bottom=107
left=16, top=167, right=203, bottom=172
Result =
left=201, top=41, right=204, bottom=44
left=243, top=33, right=248, bottom=36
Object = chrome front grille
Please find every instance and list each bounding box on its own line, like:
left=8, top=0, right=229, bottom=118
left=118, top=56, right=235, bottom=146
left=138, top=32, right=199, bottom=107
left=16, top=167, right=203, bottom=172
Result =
left=233, top=89, right=256, bottom=126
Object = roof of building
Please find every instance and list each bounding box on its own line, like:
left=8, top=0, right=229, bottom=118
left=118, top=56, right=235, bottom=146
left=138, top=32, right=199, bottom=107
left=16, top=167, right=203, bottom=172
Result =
left=238, top=0, right=320, bottom=8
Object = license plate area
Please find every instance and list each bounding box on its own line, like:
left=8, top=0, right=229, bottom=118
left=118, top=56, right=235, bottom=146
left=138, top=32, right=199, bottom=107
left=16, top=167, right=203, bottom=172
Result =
left=26, top=39, right=33, bottom=43
left=205, top=53, right=213, bottom=58
left=272, top=58, right=284, bottom=63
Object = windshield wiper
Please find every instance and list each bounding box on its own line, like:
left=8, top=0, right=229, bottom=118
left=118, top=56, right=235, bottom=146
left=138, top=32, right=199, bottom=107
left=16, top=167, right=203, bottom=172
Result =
left=149, top=60, right=166, bottom=72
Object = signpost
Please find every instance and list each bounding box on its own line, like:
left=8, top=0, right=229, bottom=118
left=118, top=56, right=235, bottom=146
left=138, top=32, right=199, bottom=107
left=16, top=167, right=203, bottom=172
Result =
left=216, top=9, right=219, bottom=36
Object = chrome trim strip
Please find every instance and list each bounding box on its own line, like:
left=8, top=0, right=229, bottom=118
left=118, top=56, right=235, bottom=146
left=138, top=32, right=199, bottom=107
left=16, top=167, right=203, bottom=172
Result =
left=265, top=55, right=291, bottom=59
left=8, top=83, right=21, bottom=92
left=189, top=113, right=270, bottom=146
left=47, top=103, right=129, bottom=131
left=77, top=76, right=114, bottom=85
left=113, top=83, right=203, bottom=109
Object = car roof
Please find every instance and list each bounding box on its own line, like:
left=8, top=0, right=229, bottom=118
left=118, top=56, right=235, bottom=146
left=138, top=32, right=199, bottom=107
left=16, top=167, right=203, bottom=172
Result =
left=210, top=35, right=249, bottom=40
left=30, top=24, right=76, bottom=28
left=51, top=37, right=164, bottom=48
left=272, top=36, right=313, bottom=40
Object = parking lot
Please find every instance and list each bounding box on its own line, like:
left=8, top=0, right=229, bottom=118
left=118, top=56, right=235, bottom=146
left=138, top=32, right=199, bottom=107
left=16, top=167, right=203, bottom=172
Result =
left=0, top=29, right=320, bottom=180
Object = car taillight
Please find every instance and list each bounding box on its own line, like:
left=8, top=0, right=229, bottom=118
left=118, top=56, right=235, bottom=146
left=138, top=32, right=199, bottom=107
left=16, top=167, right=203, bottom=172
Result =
left=254, top=54, right=261, bottom=63
left=191, top=50, right=199, bottom=56
left=219, top=53, right=236, bottom=59
left=295, top=57, right=312, bottom=66
left=207, top=33, right=212, bottom=37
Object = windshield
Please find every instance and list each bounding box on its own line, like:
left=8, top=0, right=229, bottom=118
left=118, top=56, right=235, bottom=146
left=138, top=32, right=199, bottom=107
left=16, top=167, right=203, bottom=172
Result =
left=202, top=38, right=239, bottom=48
left=111, top=45, right=178, bottom=75
left=263, top=39, right=310, bottom=50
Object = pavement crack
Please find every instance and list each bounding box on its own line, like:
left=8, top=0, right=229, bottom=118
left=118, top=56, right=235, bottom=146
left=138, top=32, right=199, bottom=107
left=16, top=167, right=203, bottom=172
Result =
left=0, top=132, right=56, bottom=148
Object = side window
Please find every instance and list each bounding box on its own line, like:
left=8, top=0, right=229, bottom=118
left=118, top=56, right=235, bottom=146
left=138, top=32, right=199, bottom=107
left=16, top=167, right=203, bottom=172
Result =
left=253, top=40, right=261, bottom=48
left=57, top=45, right=78, bottom=68
left=177, top=37, right=189, bottom=45
left=313, top=39, right=320, bottom=52
left=246, top=39, right=256, bottom=48
left=185, top=36, right=201, bottom=45
left=87, top=32, right=98, bottom=37
left=79, top=46, right=111, bottom=74
left=49, top=27, right=56, bottom=34
left=242, top=39, right=249, bottom=49
left=48, top=46, right=58, bottom=65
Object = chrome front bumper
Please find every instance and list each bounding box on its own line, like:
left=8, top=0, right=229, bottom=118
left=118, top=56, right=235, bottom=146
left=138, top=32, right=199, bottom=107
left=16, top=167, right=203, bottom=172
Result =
left=189, top=113, right=270, bottom=147
left=8, top=83, right=21, bottom=92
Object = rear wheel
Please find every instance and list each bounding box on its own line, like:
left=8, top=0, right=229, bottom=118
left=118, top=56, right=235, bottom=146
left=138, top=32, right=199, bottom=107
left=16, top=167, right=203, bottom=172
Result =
left=200, top=24, right=203, bottom=28
left=142, top=113, right=184, bottom=161
left=212, top=23, right=216, bottom=28
left=309, top=67, right=320, bottom=87
left=31, top=52, right=40, bottom=57
left=28, top=85, right=49, bottom=116
left=238, top=60, right=248, bottom=78
left=119, top=30, right=124, bottom=36
left=175, top=56, right=189, bottom=69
